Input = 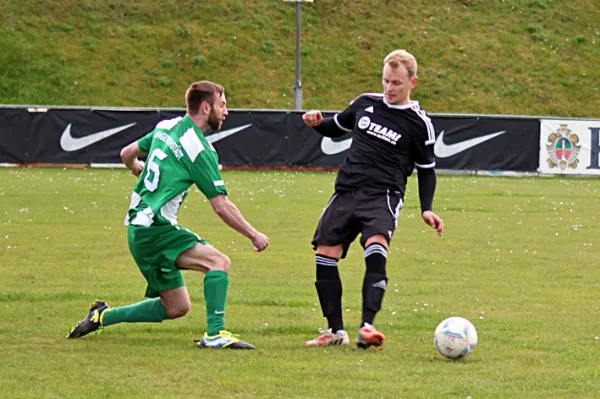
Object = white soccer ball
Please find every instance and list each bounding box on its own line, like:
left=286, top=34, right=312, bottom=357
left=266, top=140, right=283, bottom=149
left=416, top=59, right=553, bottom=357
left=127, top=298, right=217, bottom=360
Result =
left=434, top=317, right=478, bottom=359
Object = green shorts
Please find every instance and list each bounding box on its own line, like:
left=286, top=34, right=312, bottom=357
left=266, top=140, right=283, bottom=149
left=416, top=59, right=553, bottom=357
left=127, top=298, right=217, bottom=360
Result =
left=127, top=224, right=209, bottom=298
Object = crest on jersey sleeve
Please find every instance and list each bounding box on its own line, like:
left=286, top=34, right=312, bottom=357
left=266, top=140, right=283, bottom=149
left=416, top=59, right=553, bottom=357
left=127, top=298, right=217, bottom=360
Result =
left=358, top=116, right=371, bottom=130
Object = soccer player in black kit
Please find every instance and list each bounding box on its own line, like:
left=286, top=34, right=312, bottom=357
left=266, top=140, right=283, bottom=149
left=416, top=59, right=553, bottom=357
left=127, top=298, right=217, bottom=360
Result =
left=303, top=49, right=444, bottom=349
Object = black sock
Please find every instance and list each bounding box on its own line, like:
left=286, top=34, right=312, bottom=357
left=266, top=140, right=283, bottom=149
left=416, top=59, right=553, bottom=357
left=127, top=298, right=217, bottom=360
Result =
left=362, top=243, right=388, bottom=327
left=315, top=254, right=344, bottom=332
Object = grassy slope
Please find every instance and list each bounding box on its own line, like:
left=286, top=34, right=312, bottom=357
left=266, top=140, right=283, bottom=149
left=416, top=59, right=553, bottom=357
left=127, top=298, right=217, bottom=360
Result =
left=0, top=0, right=598, bottom=117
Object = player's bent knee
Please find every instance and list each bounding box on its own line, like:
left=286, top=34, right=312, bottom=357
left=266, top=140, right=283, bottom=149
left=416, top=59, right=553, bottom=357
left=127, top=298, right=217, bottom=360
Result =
left=316, top=245, right=343, bottom=260
left=365, top=234, right=389, bottom=248
left=222, top=254, right=232, bottom=272
left=210, top=253, right=231, bottom=272
left=166, top=300, right=191, bottom=319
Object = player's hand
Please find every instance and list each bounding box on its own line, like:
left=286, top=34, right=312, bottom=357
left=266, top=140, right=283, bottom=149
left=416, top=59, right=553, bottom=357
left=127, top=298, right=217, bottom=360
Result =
left=422, top=210, right=444, bottom=236
left=302, top=110, right=323, bottom=127
left=132, top=160, right=144, bottom=178
left=250, top=231, right=269, bottom=252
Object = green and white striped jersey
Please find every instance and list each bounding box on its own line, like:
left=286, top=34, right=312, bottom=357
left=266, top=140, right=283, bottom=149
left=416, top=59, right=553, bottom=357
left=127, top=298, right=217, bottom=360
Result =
left=125, top=115, right=227, bottom=227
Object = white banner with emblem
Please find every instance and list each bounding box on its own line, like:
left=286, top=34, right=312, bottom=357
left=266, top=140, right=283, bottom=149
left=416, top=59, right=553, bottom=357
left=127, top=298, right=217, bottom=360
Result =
left=538, top=119, right=600, bottom=175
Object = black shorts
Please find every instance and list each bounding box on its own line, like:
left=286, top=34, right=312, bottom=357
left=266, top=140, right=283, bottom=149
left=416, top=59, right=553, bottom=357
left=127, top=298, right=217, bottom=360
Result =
left=311, top=190, right=403, bottom=258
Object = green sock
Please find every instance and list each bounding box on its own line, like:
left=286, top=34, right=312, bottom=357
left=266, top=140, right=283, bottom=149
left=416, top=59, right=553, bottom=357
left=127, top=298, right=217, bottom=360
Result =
left=101, top=298, right=168, bottom=327
left=204, top=270, right=229, bottom=336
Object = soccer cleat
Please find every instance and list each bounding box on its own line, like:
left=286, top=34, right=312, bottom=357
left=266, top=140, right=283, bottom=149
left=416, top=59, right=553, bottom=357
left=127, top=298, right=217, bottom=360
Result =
left=304, top=328, right=350, bottom=347
left=195, top=330, right=256, bottom=349
left=357, top=323, right=385, bottom=349
left=66, top=300, right=110, bottom=339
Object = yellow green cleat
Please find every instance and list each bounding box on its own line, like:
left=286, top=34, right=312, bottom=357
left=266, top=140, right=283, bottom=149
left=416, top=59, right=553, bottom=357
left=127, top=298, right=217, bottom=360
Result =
left=195, top=330, right=256, bottom=349
left=66, top=300, right=110, bottom=339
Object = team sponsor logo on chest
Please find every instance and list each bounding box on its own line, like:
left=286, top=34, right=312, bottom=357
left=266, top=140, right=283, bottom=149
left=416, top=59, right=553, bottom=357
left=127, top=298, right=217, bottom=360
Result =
left=358, top=116, right=401, bottom=145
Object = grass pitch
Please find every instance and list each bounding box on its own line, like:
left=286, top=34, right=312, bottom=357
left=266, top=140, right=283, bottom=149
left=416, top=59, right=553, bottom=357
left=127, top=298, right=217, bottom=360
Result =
left=1, top=168, right=599, bottom=398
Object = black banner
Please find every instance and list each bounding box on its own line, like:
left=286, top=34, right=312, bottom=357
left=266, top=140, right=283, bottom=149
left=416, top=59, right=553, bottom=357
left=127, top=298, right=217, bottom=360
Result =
left=0, top=107, right=539, bottom=171
left=433, top=116, right=539, bottom=171
left=0, top=108, right=31, bottom=164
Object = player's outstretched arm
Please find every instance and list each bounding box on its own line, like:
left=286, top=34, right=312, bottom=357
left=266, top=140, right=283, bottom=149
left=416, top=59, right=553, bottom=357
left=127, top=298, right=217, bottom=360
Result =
left=120, top=141, right=146, bottom=178
left=417, top=167, right=444, bottom=236
left=302, top=110, right=348, bottom=138
left=209, top=194, right=269, bottom=252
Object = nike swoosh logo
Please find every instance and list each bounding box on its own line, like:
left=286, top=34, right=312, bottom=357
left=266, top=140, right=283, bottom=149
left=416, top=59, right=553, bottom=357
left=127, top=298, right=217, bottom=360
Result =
left=214, top=310, right=225, bottom=315
left=206, top=124, right=252, bottom=144
left=321, top=137, right=353, bottom=155
left=60, top=123, right=137, bottom=152
left=434, top=130, right=506, bottom=158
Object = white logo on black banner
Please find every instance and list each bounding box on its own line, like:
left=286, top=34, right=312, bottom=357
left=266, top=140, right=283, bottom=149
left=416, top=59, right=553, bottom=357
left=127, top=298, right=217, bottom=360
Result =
left=60, top=123, right=137, bottom=152
left=60, top=122, right=252, bottom=152
left=434, top=130, right=506, bottom=158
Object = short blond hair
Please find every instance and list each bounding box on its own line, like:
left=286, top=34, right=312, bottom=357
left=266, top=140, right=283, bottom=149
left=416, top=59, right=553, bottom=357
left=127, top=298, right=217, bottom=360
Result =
left=383, top=49, right=418, bottom=78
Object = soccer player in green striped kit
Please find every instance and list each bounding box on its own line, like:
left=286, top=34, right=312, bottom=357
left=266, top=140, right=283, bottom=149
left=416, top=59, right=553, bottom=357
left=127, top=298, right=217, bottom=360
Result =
left=67, top=81, right=269, bottom=349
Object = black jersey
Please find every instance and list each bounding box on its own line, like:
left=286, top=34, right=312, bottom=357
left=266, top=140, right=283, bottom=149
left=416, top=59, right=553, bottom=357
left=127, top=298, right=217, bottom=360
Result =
left=330, top=93, right=436, bottom=197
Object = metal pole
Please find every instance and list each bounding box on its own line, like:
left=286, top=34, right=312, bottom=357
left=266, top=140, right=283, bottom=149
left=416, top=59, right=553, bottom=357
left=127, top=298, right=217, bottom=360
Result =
left=294, top=1, right=303, bottom=111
